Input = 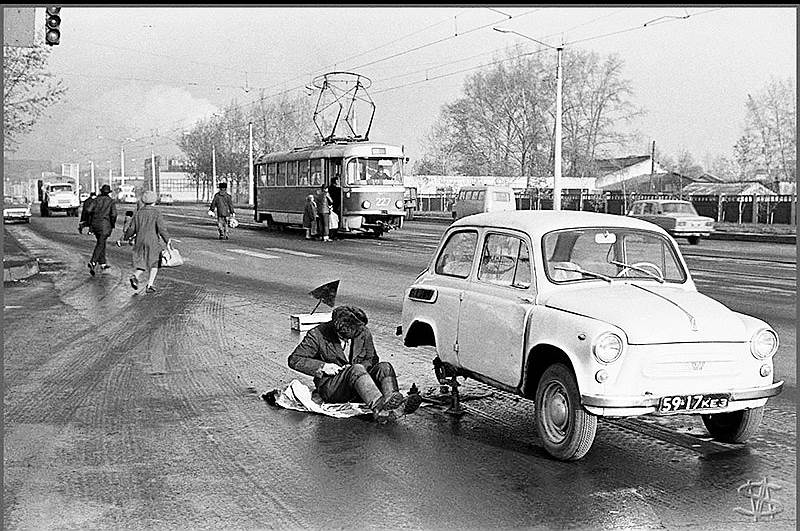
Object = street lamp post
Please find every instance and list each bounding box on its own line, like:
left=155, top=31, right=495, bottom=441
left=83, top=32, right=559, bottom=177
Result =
left=493, top=27, right=563, bottom=211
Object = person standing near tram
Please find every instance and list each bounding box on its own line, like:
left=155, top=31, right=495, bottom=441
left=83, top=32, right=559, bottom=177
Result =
left=316, top=183, right=333, bottom=242
left=329, top=174, right=342, bottom=239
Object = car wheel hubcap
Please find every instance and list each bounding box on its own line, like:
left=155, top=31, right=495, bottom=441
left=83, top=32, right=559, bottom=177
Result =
left=542, top=382, right=570, bottom=444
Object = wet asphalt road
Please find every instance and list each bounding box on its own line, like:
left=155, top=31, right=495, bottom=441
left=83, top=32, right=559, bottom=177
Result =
left=3, top=209, right=796, bottom=530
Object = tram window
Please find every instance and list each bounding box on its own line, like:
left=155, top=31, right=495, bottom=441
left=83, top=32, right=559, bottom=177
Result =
left=311, top=159, right=323, bottom=185
left=277, top=162, right=286, bottom=186
left=298, top=160, right=309, bottom=186
left=257, top=165, right=267, bottom=187
left=267, top=164, right=276, bottom=186
left=287, top=161, right=298, bottom=186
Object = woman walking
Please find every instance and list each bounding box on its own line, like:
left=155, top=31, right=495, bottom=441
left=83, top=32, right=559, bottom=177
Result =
left=124, top=190, right=171, bottom=293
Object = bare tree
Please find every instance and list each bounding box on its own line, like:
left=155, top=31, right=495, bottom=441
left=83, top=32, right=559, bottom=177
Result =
left=418, top=46, right=641, bottom=183
left=744, top=78, right=796, bottom=187
left=3, top=45, right=66, bottom=151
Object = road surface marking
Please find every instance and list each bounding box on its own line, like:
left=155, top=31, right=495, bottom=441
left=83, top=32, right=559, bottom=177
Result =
left=230, top=249, right=279, bottom=259
left=261, top=247, right=319, bottom=258
left=4, top=305, right=23, bottom=309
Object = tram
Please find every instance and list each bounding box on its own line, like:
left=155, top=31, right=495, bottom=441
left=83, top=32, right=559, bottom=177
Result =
left=253, top=140, right=407, bottom=237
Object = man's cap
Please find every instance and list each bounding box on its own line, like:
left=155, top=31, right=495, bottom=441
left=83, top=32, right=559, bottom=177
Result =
left=99, top=184, right=112, bottom=194
left=142, top=190, right=157, bottom=204
left=218, top=182, right=227, bottom=189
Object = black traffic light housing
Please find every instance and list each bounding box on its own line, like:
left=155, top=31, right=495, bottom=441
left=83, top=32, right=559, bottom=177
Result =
left=45, top=7, right=61, bottom=46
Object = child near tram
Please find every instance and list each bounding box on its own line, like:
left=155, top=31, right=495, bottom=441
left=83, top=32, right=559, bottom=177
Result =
left=303, top=194, right=317, bottom=240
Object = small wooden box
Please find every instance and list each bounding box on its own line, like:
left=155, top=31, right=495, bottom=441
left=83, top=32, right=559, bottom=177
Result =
left=290, top=312, right=332, bottom=332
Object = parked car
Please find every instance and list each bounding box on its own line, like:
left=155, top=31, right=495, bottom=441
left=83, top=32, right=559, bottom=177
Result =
left=3, top=196, right=32, bottom=223
left=398, top=210, right=782, bottom=461
left=158, top=192, right=174, bottom=205
left=627, top=199, right=714, bottom=245
left=451, top=185, right=516, bottom=220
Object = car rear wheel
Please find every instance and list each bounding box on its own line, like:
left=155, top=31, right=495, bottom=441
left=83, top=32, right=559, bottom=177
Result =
left=535, top=363, right=597, bottom=461
left=701, top=406, right=764, bottom=443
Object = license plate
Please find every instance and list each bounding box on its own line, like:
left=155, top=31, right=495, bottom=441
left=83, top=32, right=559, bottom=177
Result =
left=658, top=393, right=730, bottom=413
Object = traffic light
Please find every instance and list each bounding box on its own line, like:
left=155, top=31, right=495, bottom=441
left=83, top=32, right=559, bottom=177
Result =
left=45, top=7, right=61, bottom=46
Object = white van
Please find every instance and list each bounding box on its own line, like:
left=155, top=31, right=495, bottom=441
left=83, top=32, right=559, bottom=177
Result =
left=451, top=185, right=516, bottom=220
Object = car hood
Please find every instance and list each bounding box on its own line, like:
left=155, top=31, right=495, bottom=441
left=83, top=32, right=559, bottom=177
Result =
left=542, top=283, right=747, bottom=344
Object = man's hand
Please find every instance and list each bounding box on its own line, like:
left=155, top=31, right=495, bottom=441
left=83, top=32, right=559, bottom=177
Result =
left=319, top=363, right=343, bottom=376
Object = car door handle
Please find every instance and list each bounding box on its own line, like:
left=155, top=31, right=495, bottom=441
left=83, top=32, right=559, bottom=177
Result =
left=518, top=296, right=535, bottom=304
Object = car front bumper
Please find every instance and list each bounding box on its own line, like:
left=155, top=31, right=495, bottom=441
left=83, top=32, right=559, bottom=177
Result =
left=581, top=380, right=783, bottom=416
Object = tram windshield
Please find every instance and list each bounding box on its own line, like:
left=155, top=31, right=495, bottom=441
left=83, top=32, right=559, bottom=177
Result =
left=345, top=158, right=403, bottom=185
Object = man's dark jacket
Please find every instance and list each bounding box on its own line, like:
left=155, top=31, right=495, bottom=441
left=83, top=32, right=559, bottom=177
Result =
left=288, top=321, right=379, bottom=377
left=210, top=191, right=234, bottom=217
left=86, top=194, right=117, bottom=232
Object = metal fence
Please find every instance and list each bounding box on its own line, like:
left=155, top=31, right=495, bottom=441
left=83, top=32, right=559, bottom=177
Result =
left=416, top=191, right=797, bottom=225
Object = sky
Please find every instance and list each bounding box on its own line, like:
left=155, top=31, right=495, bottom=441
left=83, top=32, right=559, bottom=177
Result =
left=5, top=5, right=797, bottom=176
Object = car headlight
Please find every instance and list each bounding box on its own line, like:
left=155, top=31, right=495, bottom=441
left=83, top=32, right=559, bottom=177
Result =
left=2, top=209, right=8, bottom=216
left=361, top=200, right=371, bottom=209
left=592, top=332, right=623, bottom=364
left=395, top=200, right=403, bottom=209
left=750, top=328, right=778, bottom=359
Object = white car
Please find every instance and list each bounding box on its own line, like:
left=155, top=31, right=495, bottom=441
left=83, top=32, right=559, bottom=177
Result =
left=399, top=210, right=782, bottom=461
left=627, top=199, right=714, bottom=245
left=41, top=183, right=80, bottom=217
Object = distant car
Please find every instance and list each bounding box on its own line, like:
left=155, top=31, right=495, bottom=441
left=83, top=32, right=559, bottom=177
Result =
left=80, top=192, right=90, bottom=202
left=627, top=199, right=714, bottom=245
left=158, top=192, right=174, bottom=205
left=3, top=196, right=32, bottom=223
left=41, top=182, right=80, bottom=217
left=121, top=192, right=138, bottom=204
left=399, top=210, right=782, bottom=461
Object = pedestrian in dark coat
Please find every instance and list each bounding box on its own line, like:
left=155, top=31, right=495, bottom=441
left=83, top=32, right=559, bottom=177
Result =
left=85, top=185, right=117, bottom=275
left=287, top=305, right=422, bottom=421
left=124, top=190, right=171, bottom=293
left=209, top=182, right=235, bottom=240
left=316, top=184, right=333, bottom=242
left=78, top=192, right=96, bottom=234
left=302, top=194, right=317, bottom=240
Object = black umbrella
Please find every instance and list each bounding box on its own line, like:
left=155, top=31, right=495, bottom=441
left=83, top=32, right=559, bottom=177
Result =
left=309, top=279, right=339, bottom=314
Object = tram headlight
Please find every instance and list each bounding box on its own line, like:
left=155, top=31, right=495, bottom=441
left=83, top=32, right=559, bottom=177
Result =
left=361, top=200, right=371, bottom=209
left=395, top=200, right=403, bottom=209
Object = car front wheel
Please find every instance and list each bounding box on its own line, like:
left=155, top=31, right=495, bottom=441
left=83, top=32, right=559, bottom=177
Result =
left=701, top=406, right=764, bottom=443
left=535, top=363, right=597, bottom=461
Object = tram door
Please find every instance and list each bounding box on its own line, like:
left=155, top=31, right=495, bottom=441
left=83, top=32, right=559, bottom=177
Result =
left=326, top=159, right=344, bottom=228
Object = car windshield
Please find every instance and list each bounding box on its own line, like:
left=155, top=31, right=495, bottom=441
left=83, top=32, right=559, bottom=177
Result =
left=661, top=202, right=698, bottom=215
left=542, top=227, right=687, bottom=284
left=50, top=185, right=73, bottom=192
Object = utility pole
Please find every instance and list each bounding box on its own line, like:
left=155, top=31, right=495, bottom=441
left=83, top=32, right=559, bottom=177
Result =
left=493, top=27, right=562, bottom=210
left=553, top=46, right=563, bottom=211
left=151, top=150, right=157, bottom=193
left=120, top=145, right=126, bottom=187
left=248, top=122, right=254, bottom=206
left=212, top=145, right=217, bottom=197
left=650, top=140, right=656, bottom=193
left=247, top=122, right=255, bottom=206
left=90, top=160, right=95, bottom=193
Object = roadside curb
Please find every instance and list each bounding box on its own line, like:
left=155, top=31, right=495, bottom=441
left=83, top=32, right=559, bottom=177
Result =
left=3, top=256, right=40, bottom=282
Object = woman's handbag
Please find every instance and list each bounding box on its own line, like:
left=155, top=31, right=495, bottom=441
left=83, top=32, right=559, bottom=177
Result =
left=328, top=211, right=339, bottom=230
left=160, top=243, right=184, bottom=267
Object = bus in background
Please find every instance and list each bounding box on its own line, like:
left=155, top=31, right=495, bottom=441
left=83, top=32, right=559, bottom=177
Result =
left=253, top=141, right=406, bottom=237
left=451, top=184, right=516, bottom=220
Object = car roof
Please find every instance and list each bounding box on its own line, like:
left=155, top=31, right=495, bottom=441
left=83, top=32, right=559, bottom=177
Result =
left=633, top=199, right=691, bottom=204
left=450, top=210, right=666, bottom=236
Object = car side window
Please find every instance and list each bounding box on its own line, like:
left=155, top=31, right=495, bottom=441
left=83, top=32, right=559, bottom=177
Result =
left=478, top=233, right=531, bottom=289
left=435, top=231, right=478, bottom=278
left=642, top=203, right=653, bottom=215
